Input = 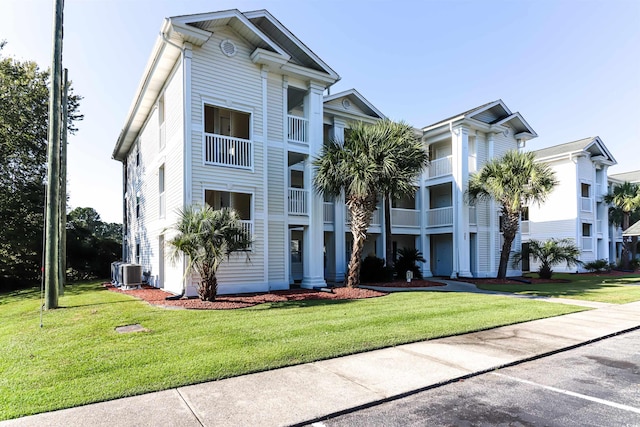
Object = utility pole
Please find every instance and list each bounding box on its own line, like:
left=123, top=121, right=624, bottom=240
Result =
left=44, top=0, right=64, bottom=309
left=58, top=68, right=68, bottom=296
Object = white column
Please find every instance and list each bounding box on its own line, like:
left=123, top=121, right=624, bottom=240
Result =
left=282, top=76, right=291, bottom=286
left=487, top=132, right=497, bottom=276
left=451, top=125, right=471, bottom=278
left=260, top=66, right=270, bottom=288
left=419, top=173, right=432, bottom=277
left=301, top=82, right=326, bottom=288
left=331, top=118, right=346, bottom=283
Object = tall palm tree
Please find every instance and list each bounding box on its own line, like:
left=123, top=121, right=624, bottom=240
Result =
left=167, top=205, right=251, bottom=301
left=512, top=238, right=581, bottom=279
left=467, top=150, right=557, bottom=279
left=313, top=119, right=428, bottom=288
left=605, top=182, right=640, bottom=269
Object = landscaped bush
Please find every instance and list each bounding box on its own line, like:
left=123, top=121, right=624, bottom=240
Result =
left=360, top=255, right=394, bottom=283
left=395, top=247, right=425, bottom=280
left=583, top=259, right=611, bottom=273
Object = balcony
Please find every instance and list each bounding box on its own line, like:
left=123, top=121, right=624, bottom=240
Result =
left=582, top=236, right=593, bottom=251
left=239, top=220, right=253, bottom=243
left=391, top=208, right=420, bottom=228
left=288, top=115, right=309, bottom=145
left=426, top=206, right=453, bottom=227
left=288, top=188, right=309, bottom=215
left=204, top=133, right=252, bottom=170
left=428, top=156, right=452, bottom=179
left=581, top=196, right=592, bottom=212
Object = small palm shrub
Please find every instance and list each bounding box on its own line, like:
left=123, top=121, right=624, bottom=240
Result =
left=395, top=247, right=426, bottom=280
left=583, top=259, right=611, bottom=273
left=513, top=238, right=581, bottom=280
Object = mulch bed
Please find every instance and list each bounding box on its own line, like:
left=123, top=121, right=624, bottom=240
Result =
left=360, top=279, right=447, bottom=288
left=104, top=283, right=387, bottom=310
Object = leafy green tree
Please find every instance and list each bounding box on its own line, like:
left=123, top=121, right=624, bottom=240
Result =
left=467, top=150, right=557, bottom=278
left=0, top=43, right=82, bottom=290
left=66, top=207, right=121, bottom=280
left=313, top=119, right=427, bottom=288
left=167, top=205, right=251, bottom=301
left=605, top=181, right=640, bottom=269
left=394, top=247, right=426, bottom=280
left=513, top=238, right=581, bottom=279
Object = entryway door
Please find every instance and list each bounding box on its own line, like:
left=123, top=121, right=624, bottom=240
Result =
left=432, top=235, right=453, bottom=277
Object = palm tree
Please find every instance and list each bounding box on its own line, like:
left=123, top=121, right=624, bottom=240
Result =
left=467, top=150, right=557, bottom=278
left=512, top=238, right=581, bottom=279
left=605, top=182, right=640, bottom=269
left=167, top=205, right=251, bottom=301
left=313, top=119, right=428, bottom=288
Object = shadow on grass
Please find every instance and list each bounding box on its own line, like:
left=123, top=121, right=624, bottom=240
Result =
left=250, top=298, right=362, bottom=310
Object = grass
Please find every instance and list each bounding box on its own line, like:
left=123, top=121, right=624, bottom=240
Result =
left=0, top=281, right=586, bottom=420
left=476, top=273, right=640, bottom=303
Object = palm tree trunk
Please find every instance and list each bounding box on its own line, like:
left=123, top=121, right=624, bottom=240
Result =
left=345, top=196, right=376, bottom=288
left=346, top=233, right=366, bottom=288
left=384, top=195, right=394, bottom=269
left=498, top=213, right=519, bottom=279
left=622, top=212, right=631, bottom=270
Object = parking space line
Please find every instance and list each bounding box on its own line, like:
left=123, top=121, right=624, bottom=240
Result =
left=491, top=373, right=640, bottom=414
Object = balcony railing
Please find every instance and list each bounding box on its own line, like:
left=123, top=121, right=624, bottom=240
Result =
left=428, top=156, right=452, bottom=178
left=323, top=202, right=334, bottom=223
left=521, top=220, right=530, bottom=234
left=204, top=133, right=252, bottom=170
left=582, top=236, right=593, bottom=251
left=238, top=220, right=253, bottom=247
left=346, top=208, right=381, bottom=227
left=581, top=196, right=592, bottom=212
left=288, top=115, right=309, bottom=144
left=426, top=206, right=453, bottom=227
left=391, top=208, right=420, bottom=228
left=288, top=188, right=309, bottom=215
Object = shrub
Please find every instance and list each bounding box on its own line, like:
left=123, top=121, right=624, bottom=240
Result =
left=395, top=247, right=425, bottom=280
left=360, top=255, right=394, bottom=283
left=583, top=259, right=611, bottom=273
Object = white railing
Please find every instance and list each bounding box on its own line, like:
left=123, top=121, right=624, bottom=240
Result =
left=345, top=208, right=381, bottom=227
left=581, top=197, right=591, bottom=212
left=428, top=156, right=453, bottom=178
left=426, top=206, right=453, bottom=227
left=239, top=220, right=253, bottom=241
left=204, top=133, right=252, bottom=169
left=288, top=188, right=309, bottom=215
left=521, top=220, right=529, bottom=234
left=469, top=206, right=477, bottom=225
left=159, top=192, right=165, bottom=219
left=159, top=122, right=166, bottom=150
left=323, top=202, right=334, bottom=223
left=582, top=236, right=593, bottom=251
left=288, top=115, right=309, bottom=144
left=391, top=208, right=420, bottom=228
left=468, top=154, right=477, bottom=173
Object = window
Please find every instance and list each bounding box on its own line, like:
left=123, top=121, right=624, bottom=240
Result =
left=582, top=223, right=592, bottom=237
left=159, top=165, right=165, bottom=218
left=135, top=242, right=141, bottom=264
left=204, top=105, right=250, bottom=139
left=159, top=96, right=166, bottom=150
left=520, top=207, right=529, bottom=221
left=136, top=195, right=140, bottom=219
left=581, top=183, right=590, bottom=198
left=582, top=223, right=593, bottom=251
left=135, top=147, right=140, bottom=167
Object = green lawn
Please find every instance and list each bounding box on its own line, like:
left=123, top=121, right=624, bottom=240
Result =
left=476, top=273, right=640, bottom=303
left=1, top=282, right=586, bottom=420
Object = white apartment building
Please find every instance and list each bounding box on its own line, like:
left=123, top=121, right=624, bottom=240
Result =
left=113, top=9, right=538, bottom=296
left=608, top=170, right=640, bottom=264
left=522, top=137, right=616, bottom=272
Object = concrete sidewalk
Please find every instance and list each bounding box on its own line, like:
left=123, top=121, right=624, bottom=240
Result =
left=3, top=301, right=640, bottom=427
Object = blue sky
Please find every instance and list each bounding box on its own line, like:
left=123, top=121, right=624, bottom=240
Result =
left=1, top=0, right=638, bottom=223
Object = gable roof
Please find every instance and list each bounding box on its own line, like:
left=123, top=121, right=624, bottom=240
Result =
left=422, top=99, right=537, bottom=140
left=113, top=9, right=340, bottom=161
left=623, top=220, right=640, bottom=237
left=323, top=89, right=386, bottom=120
left=533, top=136, right=617, bottom=165
left=609, top=170, right=640, bottom=183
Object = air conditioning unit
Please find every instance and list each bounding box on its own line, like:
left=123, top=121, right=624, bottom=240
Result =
left=121, top=264, right=143, bottom=290
left=111, top=261, right=125, bottom=286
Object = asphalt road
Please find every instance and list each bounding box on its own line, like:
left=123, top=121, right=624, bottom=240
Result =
left=310, top=329, right=640, bottom=427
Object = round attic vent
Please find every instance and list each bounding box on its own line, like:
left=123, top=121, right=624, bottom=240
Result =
left=220, top=39, right=237, bottom=57
left=342, top=99, right=351, bottom=109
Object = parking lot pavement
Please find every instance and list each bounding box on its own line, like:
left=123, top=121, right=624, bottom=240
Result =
left=315, top=329, right=640, bottom=427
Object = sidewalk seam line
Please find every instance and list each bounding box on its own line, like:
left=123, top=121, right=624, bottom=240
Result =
left=175, top=388, right=204, bottom=427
